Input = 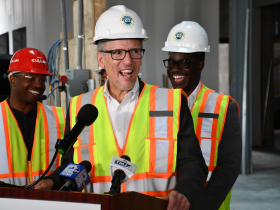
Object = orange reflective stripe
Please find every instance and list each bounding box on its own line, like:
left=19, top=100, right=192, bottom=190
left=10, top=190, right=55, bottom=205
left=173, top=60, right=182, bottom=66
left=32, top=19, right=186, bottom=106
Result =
left=52, top=106, right=63, bottom=168
left=76, top=94, right=83, bottom=162
left=218, top=98, right=230, bottom=144
left=141, top=189, right=173, bottom=197
left=196, top=90, right=214, bottom=143
left=1, top=102, right=13, bottom=178
left=149, top=86, right=157, bottom=173
left=167, top=89, right=174, bottom=173
left=39, top=103, right=49, bottom=172
left=90, top=175, right=111, bottom=183
left=89, top=89, right=99, bottom=179
left=122, top=182, right=127, bottom=192
left=209, top=94, right=224, bottom=167
left=129, top=172, right=176, bottom=180
left=0, top=172, right=28, bottom=178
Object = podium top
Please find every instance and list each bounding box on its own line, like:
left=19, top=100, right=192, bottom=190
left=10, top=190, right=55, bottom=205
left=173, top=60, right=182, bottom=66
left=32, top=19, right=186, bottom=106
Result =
left=0, top=187, right=168, bottom=210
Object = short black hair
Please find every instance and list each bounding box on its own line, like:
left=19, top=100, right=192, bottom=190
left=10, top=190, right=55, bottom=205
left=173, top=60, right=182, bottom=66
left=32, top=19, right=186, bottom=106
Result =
left=194, top=52, right=205, bottom=61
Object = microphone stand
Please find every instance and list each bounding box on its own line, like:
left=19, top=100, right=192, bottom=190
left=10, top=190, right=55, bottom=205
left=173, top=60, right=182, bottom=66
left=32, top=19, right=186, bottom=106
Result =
left=24, top=139, right=62, bottom=189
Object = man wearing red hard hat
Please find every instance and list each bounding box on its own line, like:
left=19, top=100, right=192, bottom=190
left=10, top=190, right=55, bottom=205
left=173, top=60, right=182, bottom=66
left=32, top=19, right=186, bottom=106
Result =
left=0, top=48, right=65, bottom=189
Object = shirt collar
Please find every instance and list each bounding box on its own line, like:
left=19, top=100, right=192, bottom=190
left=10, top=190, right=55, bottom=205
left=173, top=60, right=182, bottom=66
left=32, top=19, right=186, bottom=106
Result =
left=188, top=81, right=201, bottom=109
left=103, top=79, right=139, bottom=101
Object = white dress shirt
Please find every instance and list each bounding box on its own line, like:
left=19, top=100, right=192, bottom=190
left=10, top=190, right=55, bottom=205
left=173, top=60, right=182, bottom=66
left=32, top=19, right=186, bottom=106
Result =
left=187, top=81, right=201, bottom=110
left=103, top=80, right=139, bottom=149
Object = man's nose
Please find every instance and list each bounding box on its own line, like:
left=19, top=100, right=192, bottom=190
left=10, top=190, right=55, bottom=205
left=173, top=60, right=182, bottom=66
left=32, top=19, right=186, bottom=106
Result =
left=122, top=51, right=133, bottom=64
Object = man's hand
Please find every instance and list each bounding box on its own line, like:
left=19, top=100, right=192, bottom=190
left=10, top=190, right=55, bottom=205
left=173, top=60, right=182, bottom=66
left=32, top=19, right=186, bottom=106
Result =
left=163, top=191, right=191, bottom=210
left=33, top=179, right=54, bottom=190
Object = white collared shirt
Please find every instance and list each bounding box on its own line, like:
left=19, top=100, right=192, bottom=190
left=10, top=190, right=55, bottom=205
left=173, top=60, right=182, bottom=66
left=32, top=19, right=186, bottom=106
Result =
left=103, top=79, right=139, bottom=149
left=187, top=81, right=201, bottom=110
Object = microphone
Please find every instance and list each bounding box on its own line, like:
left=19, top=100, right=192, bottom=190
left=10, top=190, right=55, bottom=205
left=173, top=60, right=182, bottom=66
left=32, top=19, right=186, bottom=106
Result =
left=57, top=104, right=98, bottom=155
left=106, top=155, right=137, bottom=194
left=59, top=160, right=92, bottom=192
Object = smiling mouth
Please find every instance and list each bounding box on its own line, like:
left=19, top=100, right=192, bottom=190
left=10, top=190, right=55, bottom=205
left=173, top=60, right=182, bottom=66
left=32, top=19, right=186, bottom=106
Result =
left=173, top=75, right=185, bottom=83
left=120, top=70, right=133, bottom=78
left=29, top=90, right=41, bottom=96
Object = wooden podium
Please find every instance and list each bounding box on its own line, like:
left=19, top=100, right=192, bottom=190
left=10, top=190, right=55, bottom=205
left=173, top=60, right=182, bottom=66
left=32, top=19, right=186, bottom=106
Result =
left=0, top=187, right=168, bottom=210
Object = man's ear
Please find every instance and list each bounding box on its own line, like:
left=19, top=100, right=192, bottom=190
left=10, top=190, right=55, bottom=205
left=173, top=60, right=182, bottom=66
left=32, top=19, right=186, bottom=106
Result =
left=9, top=75, right=16, bottom=88
left=198, top=61, right=205, bottom=72
left=97, top=51, right=105, bottom=69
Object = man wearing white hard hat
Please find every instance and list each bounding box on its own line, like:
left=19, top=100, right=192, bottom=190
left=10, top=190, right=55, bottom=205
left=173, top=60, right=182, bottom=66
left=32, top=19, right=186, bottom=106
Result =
left=50, top=6, right=207, bottom=210
left=162, top=21, right=241, bottom=210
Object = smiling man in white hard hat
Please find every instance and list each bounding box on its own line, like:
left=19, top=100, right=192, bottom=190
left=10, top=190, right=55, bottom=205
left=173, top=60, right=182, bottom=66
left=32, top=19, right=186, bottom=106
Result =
left=162, top=21, right=241, bottom=210
left=50, top=6, right=207, bottom=210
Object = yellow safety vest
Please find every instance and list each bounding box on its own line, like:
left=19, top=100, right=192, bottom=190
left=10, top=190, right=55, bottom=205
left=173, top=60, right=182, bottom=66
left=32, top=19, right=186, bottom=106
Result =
left=191, top=82, right=239, bottom=210
left=0, top=100, right=65, bottom=186
left=70, top=82, right=181, bottom=197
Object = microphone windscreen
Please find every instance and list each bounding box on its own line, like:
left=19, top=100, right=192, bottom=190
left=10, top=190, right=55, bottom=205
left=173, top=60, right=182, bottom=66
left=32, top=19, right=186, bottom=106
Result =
left=121, top=155, right=131, bottom=162
left=77, top=104, right=98, bottom=126
left=79, top=160, right=92, bottom=173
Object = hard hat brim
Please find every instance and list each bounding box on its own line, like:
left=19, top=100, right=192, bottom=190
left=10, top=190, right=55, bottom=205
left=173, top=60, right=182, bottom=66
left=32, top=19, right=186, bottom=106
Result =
left=93, top=33, right=149, bottom=44
left=162, top=46, right=210, bottom=53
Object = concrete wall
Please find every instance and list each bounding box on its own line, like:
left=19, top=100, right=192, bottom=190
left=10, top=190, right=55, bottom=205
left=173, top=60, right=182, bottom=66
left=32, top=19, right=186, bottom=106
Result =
left=0, top=0, right=73, bottom=56
left=106, top=0, right=219, bottom=89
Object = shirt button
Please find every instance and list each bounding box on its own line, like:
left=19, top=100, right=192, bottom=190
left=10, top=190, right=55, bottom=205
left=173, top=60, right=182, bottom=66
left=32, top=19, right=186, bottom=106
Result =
left=118, top=107, right=122, bottom=111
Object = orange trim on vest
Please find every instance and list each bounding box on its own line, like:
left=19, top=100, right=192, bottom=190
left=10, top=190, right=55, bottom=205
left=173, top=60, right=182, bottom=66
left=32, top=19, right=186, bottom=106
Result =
left=76, top=95, right=83, bottom=162
left=52, top=106, right=63, bottom=168
left=196, top=89, right=214, bottom=144
left=218, top=98, right=230, bottom=144
left=149, top=86, right=157, bottom=173
left=89, top=89, right=99, bottom=179
left=1, top=102, right=13, bottom=178
left=167, top=89, right=174, bottom=173
left=39, top=103, right=49, bottom=174
left=90, top=175, right=111, bottom=183
left=123, top=82, right=147, bottom=156
left=209, top=94, right=224, bottom=167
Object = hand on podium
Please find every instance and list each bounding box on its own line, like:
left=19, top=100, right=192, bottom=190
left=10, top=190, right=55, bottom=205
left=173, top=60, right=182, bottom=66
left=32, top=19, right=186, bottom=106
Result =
left=28, top=179, right=54, bottom=190
left=163, top=190, right=190, bottom=210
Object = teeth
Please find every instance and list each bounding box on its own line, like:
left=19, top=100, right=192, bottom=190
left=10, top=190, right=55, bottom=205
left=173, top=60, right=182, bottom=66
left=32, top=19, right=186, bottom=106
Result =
left=120, top=70, right=132, bottom=73
left=29, top=90, right=39, bottom=94
left=173, top=75, right=185, bottom=78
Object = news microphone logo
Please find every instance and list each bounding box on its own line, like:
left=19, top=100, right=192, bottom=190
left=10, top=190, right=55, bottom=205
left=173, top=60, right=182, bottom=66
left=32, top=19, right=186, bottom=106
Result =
left=60, top=163, right=90, bottom=192
left=110, top=156, right=137, bottom=183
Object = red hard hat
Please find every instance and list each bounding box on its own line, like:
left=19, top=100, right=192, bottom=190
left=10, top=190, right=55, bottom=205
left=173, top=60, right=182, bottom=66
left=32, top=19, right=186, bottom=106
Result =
left=8, top=48, right=54, bottom=76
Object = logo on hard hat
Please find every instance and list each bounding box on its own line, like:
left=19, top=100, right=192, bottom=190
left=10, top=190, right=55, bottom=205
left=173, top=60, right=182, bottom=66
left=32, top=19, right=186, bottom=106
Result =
left=120, top=15, right=134, bottom=27
left=10, top=59, right=19, bottom=63
left=32, top=59, right=47, bottom=65
left=174, top=31, right=185, bottom=42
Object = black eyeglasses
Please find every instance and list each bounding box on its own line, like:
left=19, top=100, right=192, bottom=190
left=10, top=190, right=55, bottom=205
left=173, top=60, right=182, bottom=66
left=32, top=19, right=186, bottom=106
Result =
left=14, top=73, right=47, bottom=85
left=163, top=59, right=200, bottom=69
left=101, top=48, right=145, bottom=60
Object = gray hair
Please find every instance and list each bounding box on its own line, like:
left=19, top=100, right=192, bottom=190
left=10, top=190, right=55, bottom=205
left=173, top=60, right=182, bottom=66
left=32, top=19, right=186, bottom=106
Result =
left=97, top=39, right=144, bottom=52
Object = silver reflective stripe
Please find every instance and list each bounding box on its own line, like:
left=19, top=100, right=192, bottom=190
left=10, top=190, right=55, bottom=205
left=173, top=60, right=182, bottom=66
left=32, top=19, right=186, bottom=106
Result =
left=0, top=105, right=9, bottom=175
left=200, top=139, right=212, bottom=166
left=155, top=140, right=169, bottom=173
left=0, top=177, right=28, bottom=186
left=126, top=176, right=176, bottom=192
left=79, top=93, right=92, bottom=145
left=44, top=105, right=58, bottom=170
left=200, top=92, right=219, bottom=138
left=80, top=147, right=90, bottom=164
left=155, top=88, right=168, bottom=138
left=207, top=171, right=212, bottom=181
left=85, top=181, right=111, bottom=193
left=33, top=175, right=41, bottom=182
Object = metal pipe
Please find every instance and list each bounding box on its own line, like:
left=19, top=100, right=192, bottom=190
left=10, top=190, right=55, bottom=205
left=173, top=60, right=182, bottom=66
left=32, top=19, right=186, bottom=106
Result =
left=60, top=0, right=69, bottom=110
left=241, top=8, right=249, bottom=174
left=60, top=0, right=69, bottom=70
left=77, top=0, right=83, bottom=70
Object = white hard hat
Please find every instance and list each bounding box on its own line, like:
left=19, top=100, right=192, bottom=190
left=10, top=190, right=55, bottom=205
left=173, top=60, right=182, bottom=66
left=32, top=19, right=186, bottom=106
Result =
left=93, top=5, right=149, bottom=44
left=162, top=21, right=210, bottom=53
